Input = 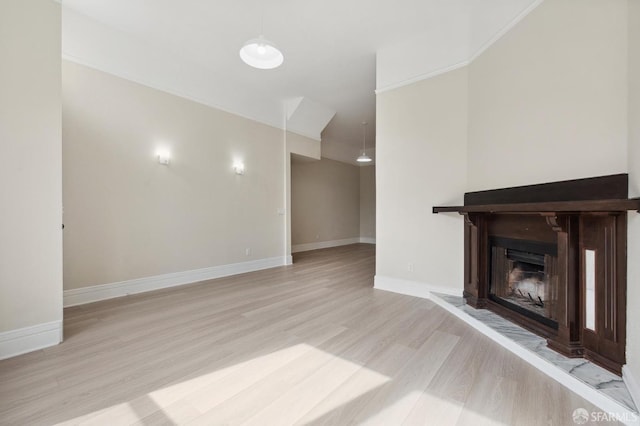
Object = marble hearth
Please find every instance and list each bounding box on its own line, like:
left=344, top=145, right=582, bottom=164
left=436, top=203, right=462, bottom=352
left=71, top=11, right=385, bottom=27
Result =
left=431, top=292, right=638, bottom=416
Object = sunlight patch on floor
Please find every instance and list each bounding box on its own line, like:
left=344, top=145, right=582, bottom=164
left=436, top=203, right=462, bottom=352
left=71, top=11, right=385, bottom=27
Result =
left=361, top=390, right=466, bottom=426
left=297, top=369, right=390, bottom=424
left=56, top=343, right=393, bottom=425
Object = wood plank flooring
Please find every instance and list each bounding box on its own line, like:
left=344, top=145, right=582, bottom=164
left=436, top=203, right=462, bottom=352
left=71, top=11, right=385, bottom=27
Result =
left=0, top=244, right=607, bottom=425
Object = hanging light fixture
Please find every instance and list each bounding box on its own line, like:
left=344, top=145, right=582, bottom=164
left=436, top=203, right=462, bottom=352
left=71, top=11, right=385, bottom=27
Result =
left=239, top=6, right=283, bottom=70
left=357, top=121, right=372, bottom=163
left=239, top=36, right=283, bottom=69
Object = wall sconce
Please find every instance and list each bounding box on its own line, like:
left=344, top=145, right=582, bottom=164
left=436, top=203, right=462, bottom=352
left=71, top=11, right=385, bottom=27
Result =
left=156, top=149, right=170, bottom=165
left=233, top=162, right=245, bottom=175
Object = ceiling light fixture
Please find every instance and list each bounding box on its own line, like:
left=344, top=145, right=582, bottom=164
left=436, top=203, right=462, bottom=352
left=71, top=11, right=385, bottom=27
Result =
left=357, top=121, right=372, bottom=163
left=240, top=35, right=283, bottom=69
left=239, top=7, right=283, bottom=70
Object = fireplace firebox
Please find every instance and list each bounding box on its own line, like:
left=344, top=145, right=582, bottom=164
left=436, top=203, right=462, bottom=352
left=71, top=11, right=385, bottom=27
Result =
left=433, top=174, right=640, bottom=375
left=489, top=238, right=558, bottom=329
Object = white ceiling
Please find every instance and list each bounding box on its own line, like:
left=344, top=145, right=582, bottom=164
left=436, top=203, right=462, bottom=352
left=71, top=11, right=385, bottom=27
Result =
left=60, top=0, right=540, bottom=165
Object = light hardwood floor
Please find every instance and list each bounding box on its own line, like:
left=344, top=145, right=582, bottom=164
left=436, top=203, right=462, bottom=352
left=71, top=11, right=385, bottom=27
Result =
left=0, top=244, right=608, bottom=425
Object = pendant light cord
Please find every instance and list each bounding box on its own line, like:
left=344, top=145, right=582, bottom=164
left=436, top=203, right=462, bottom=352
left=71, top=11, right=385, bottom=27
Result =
left=362, top=122, right=367, bottom=152
left=260, top=0, right=265, bottom=35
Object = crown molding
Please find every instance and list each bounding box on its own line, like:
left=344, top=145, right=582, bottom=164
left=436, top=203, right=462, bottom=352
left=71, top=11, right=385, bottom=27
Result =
left=468, top=0, right=544, bottom=63
left=375, top=60, right=469, bottom=95
left=375, top=0, right=544, bottom=95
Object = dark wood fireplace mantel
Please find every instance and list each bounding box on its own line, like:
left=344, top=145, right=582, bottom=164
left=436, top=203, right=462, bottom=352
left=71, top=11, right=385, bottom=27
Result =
left=432, top=198, right=640, bottom=214
left=433, top=174, right=636, bottom=374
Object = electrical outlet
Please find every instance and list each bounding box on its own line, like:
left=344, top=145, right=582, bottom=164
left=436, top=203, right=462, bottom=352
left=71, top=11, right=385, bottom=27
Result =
left=408, top=263, right=414, bottom=272
left=245, top=248, right=251, bottom=256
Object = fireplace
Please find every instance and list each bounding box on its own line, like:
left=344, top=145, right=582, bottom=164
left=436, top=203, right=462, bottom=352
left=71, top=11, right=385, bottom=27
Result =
left=433, top=174, right=640, bottom=374
left=489, top=238, right=558, bottom=330
left=479, top=213, right=569, bottom=343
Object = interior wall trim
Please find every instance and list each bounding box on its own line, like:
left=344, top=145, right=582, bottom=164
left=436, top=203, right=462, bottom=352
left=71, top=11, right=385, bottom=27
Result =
left=623, top=365, right=640, bottom=414
left=374, top=0, right=544, bottom=95
left=292, top=237, right=375, bottom=253
left=63, top=256, right=289, bottom=308
left=373, top=275, right=461, bottom=299
left=374, top=61, right=469, bottom=95
left=467, top=0, right=545, bottom=63
left=0, top=320, right=63, bottom=361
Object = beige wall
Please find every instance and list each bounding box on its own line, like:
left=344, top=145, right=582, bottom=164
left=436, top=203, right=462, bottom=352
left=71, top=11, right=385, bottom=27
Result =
left=291, top=158, right=361, bottom=247
left=0, top=1, right=63, bottom=332
left=287, top=132, right=321, bottom=161
left=468, top=0, right=628, bottom=191
left=626, top=0, right=640, bottom=397
left=62, top=61, right=285, bottom=290
left=376, top=68, right=468, bottom=291
left=360, top=165, right=376, bottom=239
left=285, top=132, right=321, bottom=259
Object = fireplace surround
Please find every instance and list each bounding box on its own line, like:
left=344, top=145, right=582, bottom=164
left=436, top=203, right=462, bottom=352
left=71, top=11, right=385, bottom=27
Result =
left=433, top=174, right=640, bottom=374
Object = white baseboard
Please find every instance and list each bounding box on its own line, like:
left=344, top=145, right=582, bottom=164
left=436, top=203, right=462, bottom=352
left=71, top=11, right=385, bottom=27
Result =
left=0, top=320, right=63, bottom=360
left=623, top=365, right=640, bottom=414
left=64, top=256, right=289, bottom=307
left=292, top=237, right=376, bottom=253
left=373, top=275, right=461, bottom=299
left=285, top=255, right=293, bottom=266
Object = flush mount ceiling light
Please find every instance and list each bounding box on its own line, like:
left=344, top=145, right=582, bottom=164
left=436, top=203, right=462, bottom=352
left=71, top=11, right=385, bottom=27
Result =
left=357, top=121, right=372, bottom=163
left=239, top=35, right=284, bottom=69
